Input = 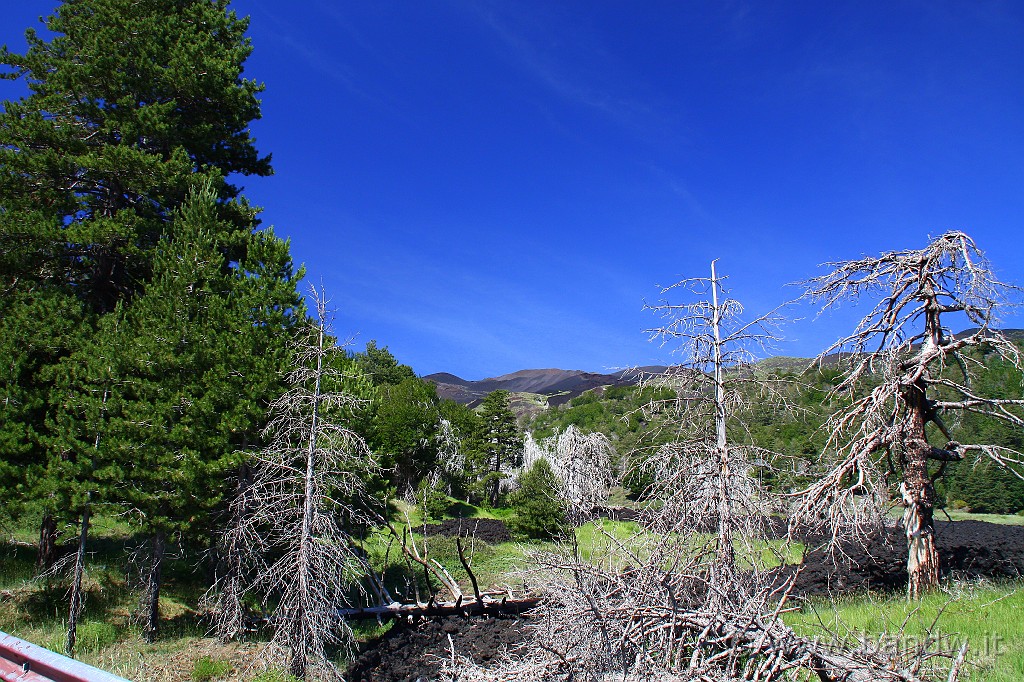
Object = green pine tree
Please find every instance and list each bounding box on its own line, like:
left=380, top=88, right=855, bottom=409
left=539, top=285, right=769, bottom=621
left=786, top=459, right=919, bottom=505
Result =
left=115, top=179, right=300, bottom=641
left=0, top=0, right=271, bottom=311
left=468, top=390, right=523, bottom=507
left=0, top=289, right=86, bottom=549
left=0, top=0, right=280, bottom=570
left=510, top=459, right=566, bottom=540
left=43, top=309, right=129, bottom=655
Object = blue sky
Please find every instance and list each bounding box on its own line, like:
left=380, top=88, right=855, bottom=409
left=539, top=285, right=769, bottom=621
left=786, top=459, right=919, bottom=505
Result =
left=4, top=2, right=1022, bottom=379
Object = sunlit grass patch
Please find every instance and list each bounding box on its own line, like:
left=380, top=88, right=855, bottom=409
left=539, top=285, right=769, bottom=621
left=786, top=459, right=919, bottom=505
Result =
left=785, top=581, right=1024, bottom=681
left=191, top=655, right=232, bottom=681
left=940, top=510, right=1024, bottom=526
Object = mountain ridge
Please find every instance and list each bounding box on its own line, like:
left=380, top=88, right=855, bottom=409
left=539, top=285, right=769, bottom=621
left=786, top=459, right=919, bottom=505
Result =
left=424, top=366, right=663, bottom=407
left=426, top=328, right=1024, bottom=406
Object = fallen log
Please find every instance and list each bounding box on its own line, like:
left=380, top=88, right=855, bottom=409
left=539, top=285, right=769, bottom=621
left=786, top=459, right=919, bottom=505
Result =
left=353, top=518, right=539, bottom=622
left=338, top=595, right=540, bottom=621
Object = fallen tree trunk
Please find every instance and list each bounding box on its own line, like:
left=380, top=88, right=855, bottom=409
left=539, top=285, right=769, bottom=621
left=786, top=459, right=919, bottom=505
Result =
left=338, top=594, right=540, bottom=621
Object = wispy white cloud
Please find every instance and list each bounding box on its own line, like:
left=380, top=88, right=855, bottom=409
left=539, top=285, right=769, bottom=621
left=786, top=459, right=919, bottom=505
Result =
left=248, top=3, right=399, bottom=113
left=456, top=0, right=685, bottom=148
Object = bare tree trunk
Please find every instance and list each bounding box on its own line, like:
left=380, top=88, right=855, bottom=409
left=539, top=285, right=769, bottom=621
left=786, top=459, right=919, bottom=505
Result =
left=710, top=262, right=735, bottom=574
left=903, top=385, right=940, bottom=599
left=288, top=320, right=324, bottom=680
left=37, top=513, right=58, bottom=575
left=144, top=530, right=165, bottom=643
left=289, top=618, right=307, bottom=679
left=489, top=452, right=501, bottom=508
left=903, top=450, right=940, bottom=597
left=66, top=507, right=90, bottom=656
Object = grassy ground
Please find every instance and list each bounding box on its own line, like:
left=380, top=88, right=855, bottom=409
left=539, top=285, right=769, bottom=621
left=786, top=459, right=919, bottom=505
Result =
left=0, top=511, right=301, bottom=681
left=940, top=509, right=1024, bottom=526
left=786, top=581, right=1024, bottom=681
left=3, top=509, right=1024, bottom=680
left=883, top=507, right=1024, bottom=526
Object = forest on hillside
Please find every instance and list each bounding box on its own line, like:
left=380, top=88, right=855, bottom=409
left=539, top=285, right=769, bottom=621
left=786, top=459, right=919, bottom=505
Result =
left=3, top=2, right=1024, bottom=681
left=527, top=347, right=1024, bottom=515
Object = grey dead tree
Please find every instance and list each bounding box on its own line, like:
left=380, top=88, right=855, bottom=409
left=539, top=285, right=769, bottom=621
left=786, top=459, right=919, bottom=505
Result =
left=639, top=260, right=791, bottom=584
left=520, top=426, right=616, bottom=523
left=210, top=287, right=375, bottom=680
left=434, top=416, right=464, bottom=488
left=417, top=415, right=468, bottom=504
left=789, top=231, right=1024, bottom=598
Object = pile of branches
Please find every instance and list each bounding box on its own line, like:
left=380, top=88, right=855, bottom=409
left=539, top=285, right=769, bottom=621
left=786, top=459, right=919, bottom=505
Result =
left=438, top=529, right=966, bottom=681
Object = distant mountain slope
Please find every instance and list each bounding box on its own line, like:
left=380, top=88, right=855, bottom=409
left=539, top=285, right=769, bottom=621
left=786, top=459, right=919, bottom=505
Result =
left=424, top=367, right=656, bottom=407
left=958, top=328, right=1024, bottom=342
left=428, top=329, right=1023, bottom=406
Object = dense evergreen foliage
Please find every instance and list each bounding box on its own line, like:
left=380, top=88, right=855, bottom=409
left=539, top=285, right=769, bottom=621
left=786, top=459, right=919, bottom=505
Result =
left=0, top=0, right=303, bottom=648
left=509, top=459, right=566, bottom=539
left=0, top=0, right=294, bottom=527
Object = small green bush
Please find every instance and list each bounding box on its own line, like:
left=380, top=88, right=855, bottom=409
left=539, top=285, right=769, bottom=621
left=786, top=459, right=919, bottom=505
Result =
left=422, top=536, right=495, bottom=565
left=191, top=656, right=232, bottom=681
left=509, top=459, right=566, bottom=540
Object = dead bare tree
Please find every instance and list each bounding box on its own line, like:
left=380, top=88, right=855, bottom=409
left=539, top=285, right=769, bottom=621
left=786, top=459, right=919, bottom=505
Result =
left=435, top=416, right=465, bottom=487
left=639, top=260, right=790, bottom=583
left=210, top=287, right=375, bottom=680
left=521, top=426, right=616, bottom=523
left=790, top=230, right=1024, bottom=598
left=439, top=521, right=962, bottom=681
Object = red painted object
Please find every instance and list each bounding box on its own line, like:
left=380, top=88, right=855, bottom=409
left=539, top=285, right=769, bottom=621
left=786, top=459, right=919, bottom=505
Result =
left=0, top=631, right=130, bottom=682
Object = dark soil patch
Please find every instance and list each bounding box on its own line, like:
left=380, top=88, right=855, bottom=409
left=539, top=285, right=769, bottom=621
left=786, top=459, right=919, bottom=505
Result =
left=422, top=518, right=512, bottom=544
left=591, top=506, right=640, bottom=522
left=348, top=615, right=527, bottom=682
left=787, top=519, right=1024, bottom=595
left=783, top=528, right=907, bottom=595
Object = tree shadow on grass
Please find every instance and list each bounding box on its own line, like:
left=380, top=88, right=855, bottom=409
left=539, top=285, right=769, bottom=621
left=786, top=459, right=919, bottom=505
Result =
left=158, top=609, right=208, bottom=639
left=445, top=501, right=477, bottom=518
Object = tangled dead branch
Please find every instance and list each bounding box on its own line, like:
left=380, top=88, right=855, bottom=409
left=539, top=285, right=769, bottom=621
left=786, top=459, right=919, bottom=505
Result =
left=437, top=262, right=966, bottom=681
left=439, top=529, right=962, bottom=681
